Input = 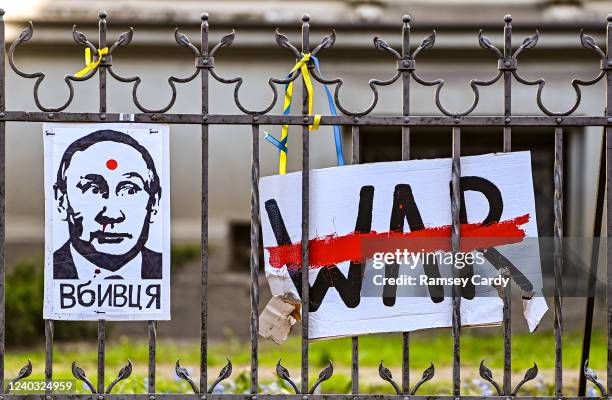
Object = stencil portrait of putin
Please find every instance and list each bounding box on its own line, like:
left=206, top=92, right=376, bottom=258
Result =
left=52, top=130, right=162, bottom=280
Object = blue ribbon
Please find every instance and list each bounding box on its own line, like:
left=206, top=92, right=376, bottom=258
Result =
left=264, top=131, right=288, bottom=153
left=311, top=54, right=344, bottom=166
left=264, top=76, right=292, bottom=153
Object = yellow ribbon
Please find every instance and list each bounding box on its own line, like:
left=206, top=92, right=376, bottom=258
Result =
left=74, top=47, right=109, bottom=78
left=278, top=52, right=321, bottom=175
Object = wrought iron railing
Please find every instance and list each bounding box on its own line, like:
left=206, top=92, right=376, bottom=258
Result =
left=0, top=8, right=610, bottom=399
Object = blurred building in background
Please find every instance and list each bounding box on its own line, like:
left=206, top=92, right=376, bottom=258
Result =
left=2, top=0, right=611, bottom=338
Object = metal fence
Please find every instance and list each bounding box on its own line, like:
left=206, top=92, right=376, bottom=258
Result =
left=0, top=8, right=610, bottom=399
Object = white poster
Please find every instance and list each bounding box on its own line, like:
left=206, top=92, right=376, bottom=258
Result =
left=43, top=123, right=170, bottom=320
left=260, top=151, right=547, bottom=339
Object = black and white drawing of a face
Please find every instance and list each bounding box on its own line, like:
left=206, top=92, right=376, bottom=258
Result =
left=54, top=130, right=161, bottom=270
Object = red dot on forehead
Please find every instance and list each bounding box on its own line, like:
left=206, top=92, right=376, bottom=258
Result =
left=106, top=159, right=118, bottom=170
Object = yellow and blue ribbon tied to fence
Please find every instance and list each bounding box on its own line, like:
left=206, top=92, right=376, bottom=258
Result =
left=74, top=47, right=109, bottom=78
left=265, top=52, right=344, bottom=174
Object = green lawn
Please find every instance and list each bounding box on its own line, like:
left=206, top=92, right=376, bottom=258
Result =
left=4, top=330, right=607, bottom=395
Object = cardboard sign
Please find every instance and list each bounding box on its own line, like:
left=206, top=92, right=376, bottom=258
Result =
left=260, top=151, right=547, bottom=339
left=43, top=123, right=170, bottom=320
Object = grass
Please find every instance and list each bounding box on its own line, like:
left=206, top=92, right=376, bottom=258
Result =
left=4, top=329, right=607, bottom=395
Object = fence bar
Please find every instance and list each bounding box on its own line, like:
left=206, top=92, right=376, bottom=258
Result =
left=578, top=132, right=606, bottom=395
left=97, top=322, right=106, bottom=393
left=502, top=14, right=512, bottom=396
left=606, top=13, right=612, bottom=397
left=607, top=123, right=612, bottom=395
left=250, top=123, right=260, bottom=394
left=400, top=14, right=411, bottom=395
left=553, top=127, right=563, bottom=397
left=0, top=113, right=609, bottom=126
left=451, top=127, right=461, bottom=397
left=351, top=124, right=360, bottom=395
left=350, top=338, right=358, bottom=394
left=45, top=320, right=53, bottom=393
left=501, top=137, right=512, bottom=394
left=99, top=11, right=107, bottom=119
left=200, top=12, right=210, bottom=394
left=97, top=11, right=108, bottom=394
left=0, top=394, right=605, bottom=400
left=351, top=126, right=360, bottom=165
left=148, top=321, right=156, bottom=393
left=0, top=7, right=6, bottom=395
left=300, top=14, right=311, bottom=395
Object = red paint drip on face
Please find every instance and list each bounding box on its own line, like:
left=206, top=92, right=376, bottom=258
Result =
left=265, top=213, right=530, bottom=270
left=106, top=159, right=118, bottom=170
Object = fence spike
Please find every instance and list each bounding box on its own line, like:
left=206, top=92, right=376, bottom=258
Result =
left=511, top=362, right=539, bottom=395
left=583, top=359, right=606, bottom=397
left=175, top=360, right=199, bottom=394
left=479, top=360, right=502, bottom=395
left=71, top=361, right=96, bottom=394
left=5, top=360, right=32, bottom=393
left=309, top=360, right=333, bottom=394
left=276, top=359, right=299, bottom=394
left=207, top=358, right=232, bottom=394
left=105, top=359, right=133, bottom=394
left=378, top=360, right=400, bottom=395
left=410, top=362, right=435, bottom=395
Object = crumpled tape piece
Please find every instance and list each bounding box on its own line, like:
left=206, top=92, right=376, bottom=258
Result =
left=259, top=293, right=301, bottom=344
left=522, top=295, right=548, bottom=332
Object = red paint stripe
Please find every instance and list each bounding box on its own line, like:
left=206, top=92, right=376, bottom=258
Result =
left=266, top=214, right=530, bottom=270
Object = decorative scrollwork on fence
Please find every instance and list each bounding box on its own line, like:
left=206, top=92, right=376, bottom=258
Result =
left=479, top=360, right=539, bottom=396
left=583, top=359, right=607, bottom=397
left=209, top=16, right=337, bottom=115
left=308, top=360, right=333, bottom=394
left=175, top=360, right=199, bottom=394
left=307, top=31, right=406, bottom=117
left=8, top=22, right=99, bottom=112
left=6, top=10, right=609, bottom=119
left=378, top=360, right=401, bottom=394
left=511, top=29, right=606, bottom=116
left=276, top=359, right=299, bottom=394
left=208, top=358, right=233, bottom=393
left=4, top=360, right=32, bottom=394
left=411, top=29, right=505, bottom=117
left=207, top=26, right=301, bottom=116
left=411, top=362, right=435, bottom=395
left=511, top=362, right=539, bottom=395
left=378, top=360, right=434, bottom=395
left=106, top=359, right=133, bottom=394
left=175, top=358, right=233, bottom=394
left=275, top=359, right=333, bottom=394
left=106, top=26, right=201, bottom=113
left=71, top=361, right=96, bottom=393
left=479, top=360, right=502, bottom=395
